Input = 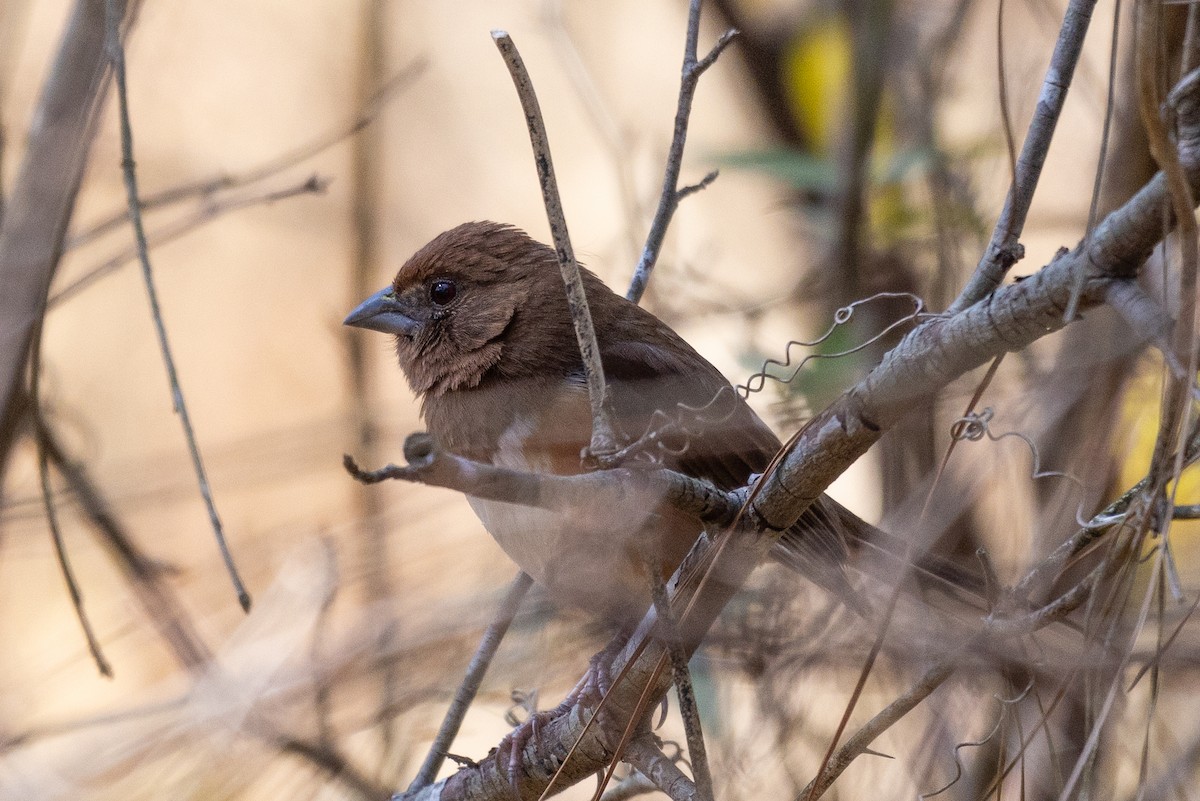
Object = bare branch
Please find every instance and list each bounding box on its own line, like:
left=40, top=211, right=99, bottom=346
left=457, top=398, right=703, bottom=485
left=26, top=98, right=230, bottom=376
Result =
left=950, top=0, right=1099, bottom=313
left=1172, top=504, right=1200, bottom=519
left=105, top=0, right=250, bottom=610
left=622, top=738, right=698, bottom=801
left=343, top=434, right=741, bottom=529
left=642, top=552, right=713, bottom=801
left=749, top=64, right=1200, bottom=537
left=626, top=0, right=738, bottom=304
left=32, top=378, right=112, bottom=676
left=0, top=0, right=129, bottom=474
left=491, top=30, right=619, bottom=459
left=408, top=571, right=534, bottom=791
left=36, top=411, right=214, bottom=670
left=67, top=58, right=425, bottom=250
left=49, top=175, right=327, bottom=307
left=1136, top=0, right=1200, bottom=511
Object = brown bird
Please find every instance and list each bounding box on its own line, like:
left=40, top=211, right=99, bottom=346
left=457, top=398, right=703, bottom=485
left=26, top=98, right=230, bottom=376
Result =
left=345, top=221, right=863, bottom=622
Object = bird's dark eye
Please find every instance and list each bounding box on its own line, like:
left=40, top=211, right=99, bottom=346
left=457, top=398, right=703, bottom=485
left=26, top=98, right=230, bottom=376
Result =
left=429, top=279, right=457, bottom=306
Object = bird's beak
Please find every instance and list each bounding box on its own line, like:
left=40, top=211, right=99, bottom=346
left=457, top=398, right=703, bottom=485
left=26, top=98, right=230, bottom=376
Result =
left=344, top=287, right=422, bottom=336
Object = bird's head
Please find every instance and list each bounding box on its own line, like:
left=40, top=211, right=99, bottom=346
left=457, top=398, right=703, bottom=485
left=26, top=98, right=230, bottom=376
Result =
left=344, top=221, right=577, bottom=396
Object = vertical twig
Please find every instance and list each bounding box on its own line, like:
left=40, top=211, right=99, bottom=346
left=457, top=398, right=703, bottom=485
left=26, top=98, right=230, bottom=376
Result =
left=996, top=0, right=1018, bottom=187
left=1137, top=3, right=1200, bottom=526
left=0, top=0, right=129, bottom=477
left=104, top=0, right=250, bottom=610
left=347, top=0, right=400, bottom=762
left=30, top=341, right=112, bottom=677
left=491, top=30, right=619, bottom=458
left=37, top=411, right=213, bottom=670
left=949, top=0, right=1099, bottom=314
left=409, top=571, right=533, bottom=791
left=626, top=0, right=737, bottom=304
left=830, top=0, right=895, bottom=300
left=642, top=551, right=714, bottom=801
left=1184, top=2, right=1200, bottom=77
left=1066, top=0, right=1124, bottom=323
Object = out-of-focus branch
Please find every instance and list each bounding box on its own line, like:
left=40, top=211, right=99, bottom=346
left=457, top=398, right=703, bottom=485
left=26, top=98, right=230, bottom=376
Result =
left=801, top=490, right=1152, bottom=799
left=408, top=571, right=533, bottom=792
left=50, top=175, right=328, bottom=306
left=750, top=64, right=1200, bottom=537
left=950, top=0, right=1099, bottom=313
left=0, top=0, right=130, bottom=483
left=67, top=58, right=424, bottom=250
left=36, top=410, right=213, bottom=670
left=31, top=342, right=112, bottom=677
left=1135, top=0, right=1199, bottom=509
left=277, top=734, right=390, bottom=801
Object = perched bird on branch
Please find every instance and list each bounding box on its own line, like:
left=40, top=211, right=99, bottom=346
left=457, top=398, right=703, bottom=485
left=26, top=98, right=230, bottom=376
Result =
left=345, top=221, right=866, bottom=621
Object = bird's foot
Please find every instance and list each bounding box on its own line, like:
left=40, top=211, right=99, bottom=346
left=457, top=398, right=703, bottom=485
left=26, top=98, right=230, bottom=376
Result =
left=498, top=647, right=622, bottom=796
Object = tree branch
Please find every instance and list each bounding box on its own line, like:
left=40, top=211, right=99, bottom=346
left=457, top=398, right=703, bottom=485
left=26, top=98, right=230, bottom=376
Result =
left=950, top=0, right=1099, bottom=313
left=491, top=30, right=619, bottom=459
left=622, top=738, right=698, bottom=801
left=626, top=0, right=737, bottom=304
left=0, top=0, right=131, bottom=481
left=749, top=65, right=1200, bottom=536
left=105, top=0, right=249, bottom=610
left=343, top=434, right=741, bottom=530
left=408, top=571, right=534, bottom=791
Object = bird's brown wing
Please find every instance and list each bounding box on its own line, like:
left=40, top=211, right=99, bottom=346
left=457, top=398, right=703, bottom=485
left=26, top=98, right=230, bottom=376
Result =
left=599, top=337, right=860, bottom=603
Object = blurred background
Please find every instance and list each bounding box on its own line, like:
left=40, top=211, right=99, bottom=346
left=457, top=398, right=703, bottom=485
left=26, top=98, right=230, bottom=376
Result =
left=1, top=0, right=1195, bottom=799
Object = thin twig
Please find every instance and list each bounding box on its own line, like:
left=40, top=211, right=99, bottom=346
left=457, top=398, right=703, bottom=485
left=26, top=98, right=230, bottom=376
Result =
left=1066, top=0, right=1123, bottom=322
left=491, top=30, right=619, bottom=459
left=997, top=0, right=1018, bottom=188
left=67, top=58, right=425, bottom=251
left=277, top=734, right=391, bottom=801
left=343, top=435, right=741, bottom=529
left=626, top=0, right=737, bottom=304
left=30, top=335, right=112, bottom=677
left=408, top=571, right=534, bottom=791
left=800, top=524, right=1134, bottom=801
left=0, top=0, right=132, bottom=468
left=36, top=410, right=213, bottom=670
left=347, top=0, right=399, bottom=761
left=642, top=551, right=714, bottom=801
left=105, top=0, right=250, bottom=610
left=50, top=175, right=327, bottom=306
left=949, top=0, right=1099, bottom=314
left=621, top=738, right=698, bottom=801
left=1137, top=1, right=1200, bottom=526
